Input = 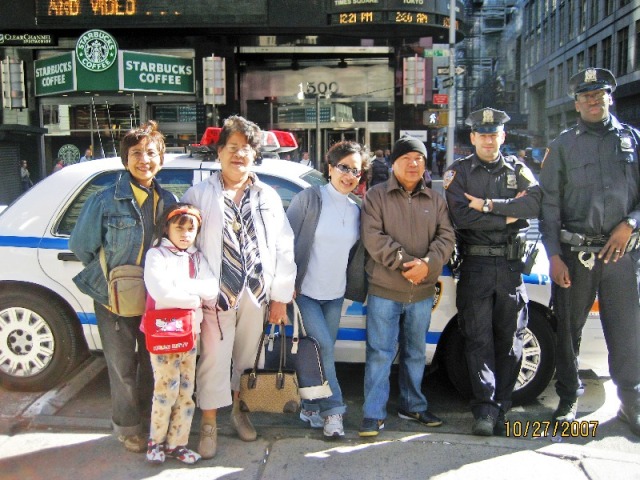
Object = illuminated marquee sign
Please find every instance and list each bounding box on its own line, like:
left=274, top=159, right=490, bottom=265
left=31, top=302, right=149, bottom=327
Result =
left=35, top=0, right=268, bottom=26
left=327, top=0, right=462, bottom=29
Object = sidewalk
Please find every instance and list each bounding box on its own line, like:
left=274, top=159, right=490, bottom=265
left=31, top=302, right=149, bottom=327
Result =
left=1, top=357, right=639, bottom=480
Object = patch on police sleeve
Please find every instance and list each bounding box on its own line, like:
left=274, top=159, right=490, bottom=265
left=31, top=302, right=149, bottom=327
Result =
left=443, top=170, right=456, bottom=189
left=541, top=148, right=550, bottom=169
left=519, top=167, right=536, bottom=184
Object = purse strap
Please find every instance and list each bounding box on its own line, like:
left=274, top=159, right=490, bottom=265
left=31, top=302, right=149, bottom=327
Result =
left=250, top=307, right=286, bottom=375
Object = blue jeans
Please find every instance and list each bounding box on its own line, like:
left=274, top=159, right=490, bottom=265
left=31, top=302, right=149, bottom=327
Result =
left=296, top=295, right=346, bottom=417
left=362, top=294, right=434, bottom=420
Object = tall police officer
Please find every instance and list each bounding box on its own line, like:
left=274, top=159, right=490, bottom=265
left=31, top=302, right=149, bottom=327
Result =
left=539, top=68, right=640, bottom=436
left=444, top=108, right=541, bottom=436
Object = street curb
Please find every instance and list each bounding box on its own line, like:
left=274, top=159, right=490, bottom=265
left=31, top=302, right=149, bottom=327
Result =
left=22, top=356, right=106, bottom=417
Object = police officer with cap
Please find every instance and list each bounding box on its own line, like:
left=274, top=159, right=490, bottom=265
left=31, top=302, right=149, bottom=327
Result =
left=539, top=68, right=640, bottom=436
left=444, top=107, right=541, bottom=436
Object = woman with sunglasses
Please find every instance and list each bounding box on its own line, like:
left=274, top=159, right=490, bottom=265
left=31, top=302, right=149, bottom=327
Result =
left=286, top=141, right=369, bottom=438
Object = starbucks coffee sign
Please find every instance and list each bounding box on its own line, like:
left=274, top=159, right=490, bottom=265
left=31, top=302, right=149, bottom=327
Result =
left=75, top=29, right=118, bottom=72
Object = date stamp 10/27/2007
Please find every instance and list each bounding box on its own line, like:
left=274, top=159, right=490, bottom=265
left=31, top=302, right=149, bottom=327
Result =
left=503, top=420, right=599, bottom=438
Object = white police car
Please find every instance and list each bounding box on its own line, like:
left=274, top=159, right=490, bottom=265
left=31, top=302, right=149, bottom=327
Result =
left=0, top=154, right=604, bottom=404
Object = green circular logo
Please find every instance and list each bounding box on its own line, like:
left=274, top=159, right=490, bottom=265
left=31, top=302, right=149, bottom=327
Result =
left=76, top=30, right=118, bottom=72
left=58, top=144, right=81, bottom=165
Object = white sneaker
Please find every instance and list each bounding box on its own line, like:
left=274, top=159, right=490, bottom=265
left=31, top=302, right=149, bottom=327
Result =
left=323, top=414, right=345, bottom=438
left=299, top=409, right=323, bottom=428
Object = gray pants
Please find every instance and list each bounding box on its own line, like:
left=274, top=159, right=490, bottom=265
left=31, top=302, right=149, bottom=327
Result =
left=95, top=302, right=153, bottom=436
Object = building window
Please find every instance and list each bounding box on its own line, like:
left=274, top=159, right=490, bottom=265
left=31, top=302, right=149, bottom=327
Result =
left=602, top=36, right=612, bottom=71
left=605, top=0, right=614, bottom=16
left=588, top=44, right=597, bottom=67
left=577, top=51, right=585, bottom=71
left=548, top=68, right=555, bottom=101
left=617, top=27, right=629, bottom=76
left=589, top=0, right=598, bottom=27
left=566, top=58, right=574, bottom=79
left=559, top=4, right=565, bottom=46
left=620, top=0, right=630, bottom=6
left=579, top=0, right=587, bottom=33
left=636, top=20, right=640, bottom=69
left=557, top=64, right=564, bottom=100
left=568, top=0, right=574, bottom=38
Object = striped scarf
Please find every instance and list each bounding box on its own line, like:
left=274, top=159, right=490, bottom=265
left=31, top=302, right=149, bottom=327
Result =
left=218, top=186, right=266, bottom=310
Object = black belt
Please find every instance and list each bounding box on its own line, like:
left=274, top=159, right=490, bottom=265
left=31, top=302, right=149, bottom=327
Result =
left=462, top=245, right=507, bottom=257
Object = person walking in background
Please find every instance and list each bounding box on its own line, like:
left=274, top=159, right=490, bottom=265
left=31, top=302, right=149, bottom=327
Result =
left=69, top=121, right=177, bottom=453
left=143, top=203, right=218, bottom=465
left=444, top=108, right=541, bottom=436
left=20, top=160, right=32, bottom=191
left=299, top=151, right=313, bottom=167
left=181, top=115, right=296, bottom=458
left=368, top=149, right=389, bottom=187
left=80, top=148, right=92, bottom=162
left=359, top=136, right=455, bottom=437
left=287, top=141, right=368, bottom=439
left=436, top=148, right=447, bottom=177
left=539, top=68, right=640, bottom=437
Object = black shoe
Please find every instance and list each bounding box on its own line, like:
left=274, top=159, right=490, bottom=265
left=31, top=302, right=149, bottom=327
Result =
left=397, top=408, right=443, bottom=427
left=552, top=399, right=578, bottom=422
left=493, top=411, right=507, bottom=436
left=472, top=415, right=495, bottom=436
left=359, top=418, right=385, bottom=437
left=617, top=406, right=640, bottom=437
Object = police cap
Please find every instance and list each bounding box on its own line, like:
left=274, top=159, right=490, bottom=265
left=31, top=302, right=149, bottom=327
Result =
left=568, top=68, right=617, bottom=98
left=465, top=108, right=510, bottom=133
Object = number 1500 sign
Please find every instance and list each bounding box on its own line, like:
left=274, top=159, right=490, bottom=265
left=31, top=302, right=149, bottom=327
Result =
left=305, top=82, right=339, bottom=96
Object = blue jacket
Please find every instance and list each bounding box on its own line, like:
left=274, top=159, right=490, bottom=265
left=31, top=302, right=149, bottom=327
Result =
left=69, top=172, right=177, bottom=305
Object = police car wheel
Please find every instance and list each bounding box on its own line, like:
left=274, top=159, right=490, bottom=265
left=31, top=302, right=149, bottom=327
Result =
left=442, top=305, right=556, bottom=406
left=0, top=289, right=87, bottom=392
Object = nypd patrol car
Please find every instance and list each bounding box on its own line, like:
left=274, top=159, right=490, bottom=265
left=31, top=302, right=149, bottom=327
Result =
left=0, top=154, right=605, bottom=404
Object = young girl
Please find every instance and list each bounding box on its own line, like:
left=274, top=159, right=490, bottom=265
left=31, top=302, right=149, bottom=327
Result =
left=143, top=203, right=218, bottom=464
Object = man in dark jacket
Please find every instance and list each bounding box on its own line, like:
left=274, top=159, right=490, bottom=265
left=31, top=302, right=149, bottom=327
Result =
left=539, top=68, right=640, bottom=437
left=359, top=137, right=455, bottom=437
left=445, top=107, right=541, bottom=436
left=368, top=149, right=390, bottom=187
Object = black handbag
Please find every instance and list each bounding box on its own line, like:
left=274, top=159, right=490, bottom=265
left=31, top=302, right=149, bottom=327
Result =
left=262, top=301, right=332, bottom=401
left=239, top=316, right=300, bottom=414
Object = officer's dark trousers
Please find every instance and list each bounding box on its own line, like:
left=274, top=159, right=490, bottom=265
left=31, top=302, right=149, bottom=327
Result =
left=553, top=246, right=640, bottom=408
left=456, top=256, right=528, bottom=419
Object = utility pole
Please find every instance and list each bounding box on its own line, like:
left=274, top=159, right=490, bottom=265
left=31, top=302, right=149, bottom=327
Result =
left=446, top=0, right=456, bottom=168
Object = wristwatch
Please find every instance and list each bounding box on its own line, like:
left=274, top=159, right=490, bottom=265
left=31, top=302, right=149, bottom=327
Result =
left=482, top=199, right=491, bottom=213
left=624, top=217, right=638, bottom=230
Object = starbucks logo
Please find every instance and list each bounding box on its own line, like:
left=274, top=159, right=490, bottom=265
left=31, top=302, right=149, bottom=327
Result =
left=58, top=144, right=81, bottom=165
left=76, top=30, right=118, bottom=72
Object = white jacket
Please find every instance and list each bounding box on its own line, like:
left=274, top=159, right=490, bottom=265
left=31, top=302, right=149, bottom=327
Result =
left=144, top=238, right=218, bottom=333
left=181, top=171, right=296, bottom=305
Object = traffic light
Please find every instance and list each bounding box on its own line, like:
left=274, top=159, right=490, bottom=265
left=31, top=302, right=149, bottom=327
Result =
left=423, top=110, right=448, bottom=128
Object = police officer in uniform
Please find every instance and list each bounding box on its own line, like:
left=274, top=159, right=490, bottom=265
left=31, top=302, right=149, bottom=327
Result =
left=539, top=68, right=640, bottom=436
left=444, top=108, right=541, bottom=436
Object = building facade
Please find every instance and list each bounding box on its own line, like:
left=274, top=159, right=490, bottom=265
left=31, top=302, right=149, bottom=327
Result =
left=0, top=0, right=467, bottom=203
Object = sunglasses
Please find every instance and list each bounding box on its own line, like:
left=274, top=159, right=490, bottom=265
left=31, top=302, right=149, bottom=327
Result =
left=334, top=163, right=362, bottom=178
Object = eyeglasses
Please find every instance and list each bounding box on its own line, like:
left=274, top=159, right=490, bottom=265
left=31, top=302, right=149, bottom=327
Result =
left=129, top=150, right=160, bottom=159
left=576, top=91, right=607, bottom=103
left=225, top=145, right=254, bottom=156
left=334, top=163, right=362, bottom=178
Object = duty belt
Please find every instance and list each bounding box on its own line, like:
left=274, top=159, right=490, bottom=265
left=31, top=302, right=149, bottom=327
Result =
left=462, top=245, right=507, bottom=257
left=560, top=229, right=640, bottom=253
